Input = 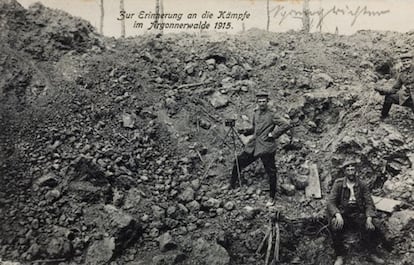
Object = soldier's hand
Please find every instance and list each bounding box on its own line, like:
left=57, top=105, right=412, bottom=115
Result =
left=267, top=132, right=274, bottom=139
left=366, top=217, right=375, bottom=230
left=237, top=128, right=246, bottom=135
left=374, top=87, right=385, bottom=95
left=333, top=213, right=344, bottom=230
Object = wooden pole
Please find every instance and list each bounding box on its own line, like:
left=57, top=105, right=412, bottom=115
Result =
left=266, top=0, right=270, bottom=31
left=120, top=0, right=125, bottom=37
left=302, top=0, right=310, bottom=33
left=99, top=0, right=104, bottom=34
left=265, top=220, right=273, bottom=265
left=160, top=0, right=164, bottom=34
left=273, top=222, right=280, bottom=263
left=256, top=226, right=271, bottom=254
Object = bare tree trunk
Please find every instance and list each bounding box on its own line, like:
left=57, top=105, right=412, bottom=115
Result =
left=266, top=0, right=270, bottom=31
left=99, top=0, right=104, bottom=34
left=120, top=0, right=125, bottom=37
left=318, top=8, right=323, bottom=32
left=160, top=0, right=164, bottom=34
left=302, top=0, right=310, bottom=33
left=155, top=0, right=160, bottom=25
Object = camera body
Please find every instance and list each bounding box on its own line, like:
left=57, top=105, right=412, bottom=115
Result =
left=224, top=118, right=236, bottom=127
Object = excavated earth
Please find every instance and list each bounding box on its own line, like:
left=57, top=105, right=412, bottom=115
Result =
left=1, top=1, right=414, bottom=264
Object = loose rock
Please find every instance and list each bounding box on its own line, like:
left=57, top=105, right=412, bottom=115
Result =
left=158, top=232, right=177, bottom=252
left=192, top=238, right=230, bottom=265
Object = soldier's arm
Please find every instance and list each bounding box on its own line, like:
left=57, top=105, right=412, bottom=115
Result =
left=375, top=76, right=402, bottom=94
left=327, top=180, right=342, bottom=217
left=243, top=113, right=255, bottom=136
left=271, top=113, right=292, bottom=139
left=389, top=75, right=403, bottom=94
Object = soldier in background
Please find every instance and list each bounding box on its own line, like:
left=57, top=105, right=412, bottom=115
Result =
left=375, top=52, right=414, bottom=119
left=229, top=90, right=292, bottom=206
left=327, top=159, right=385, bottom=265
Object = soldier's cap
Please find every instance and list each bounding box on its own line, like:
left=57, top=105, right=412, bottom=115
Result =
left=256, top=90, right=269, bottom=98
left=399, top=51, right=413, bottom=60
left=340, top=159, right=360, bottom=169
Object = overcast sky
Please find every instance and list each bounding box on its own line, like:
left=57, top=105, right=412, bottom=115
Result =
left=16, top=0, right=414, bottom=37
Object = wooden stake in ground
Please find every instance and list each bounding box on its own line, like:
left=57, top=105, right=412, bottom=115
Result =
left=256, top=221, right=272, bottom=254
left=272, top=222, right=280, bottom=264
left=258, top=214, right=282, bottom=265
left=265, top=223, right=273, bottom=265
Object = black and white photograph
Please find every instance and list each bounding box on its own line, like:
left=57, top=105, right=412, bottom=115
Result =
left=1, top=0, right=414, bottom=264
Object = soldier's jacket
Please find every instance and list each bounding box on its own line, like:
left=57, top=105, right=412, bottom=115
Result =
left=389, top=69, right=414, bottom=105
left=243, top=108, right=291, bottom=157
left=327, top=177, right=376, bottom=219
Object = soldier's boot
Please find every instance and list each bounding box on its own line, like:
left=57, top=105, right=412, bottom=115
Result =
left=333, top=256, right=344, bottom=265
left=368, top=254, right=385, bottom=264
left=381, top=96, right=393, bottom=119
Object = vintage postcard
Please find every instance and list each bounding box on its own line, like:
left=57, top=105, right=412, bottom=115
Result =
left=1, top=1, right=414, bottom=265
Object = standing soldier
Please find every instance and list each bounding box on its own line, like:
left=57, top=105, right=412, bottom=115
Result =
left=375, top=51, right=414, bottom=119
left=327, top=159, right=385, bottom=265
left=229, top=90, right=292, bottom=206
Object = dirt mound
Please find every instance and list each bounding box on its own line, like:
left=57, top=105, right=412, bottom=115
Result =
left=0, top=0, right=101, bottom=61
left=1, top=2, right=414, bottom=265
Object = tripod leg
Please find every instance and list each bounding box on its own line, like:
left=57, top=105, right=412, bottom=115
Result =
left=231, top=127, right=245, bottom=147
left=229, top=129, right=243, bottom=188
left=221, top=128, right=234, bottom=150
left=234, top=150, right=242, bottom=188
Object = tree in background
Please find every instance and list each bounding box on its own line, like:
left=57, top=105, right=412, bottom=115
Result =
left=99, top=0, right=104, bottom=35
left=154, top=0, right=164, bottom=34
left=302, top=0, right=310, bottom=33
left=160, top=0, right=164, bottom=34
left=120, top=0, right=125, bottom=37
left=155, top=0, right=160, bottom=25
left=266, top=0, right=270, bottom=31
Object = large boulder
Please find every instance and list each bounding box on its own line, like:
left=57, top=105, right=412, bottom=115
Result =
left=123, top=188, right=143, bottom=210
left=311, top=73, right=333, bottom=89
left=83, top=204, right=142, bottom=257
left=178, top=187, right=195, bottom=203
left=66, top=156, right=112, bottom=203
left=158, top=232, right=177, bottom=252
left=122, top=113, right=135, bottom=129
left=152, top=251, right=186, bottom=265
left=192, top=238, right=230, bottom=265
left=67, top=181, right=111, bottom=203
left=387, top=210, right=414, bottom=238
left=46, top=237, right=73, bottom=259
left=85, top=237, right=115, bottom=265
left=208, top=91, right=229, bottom=109
left=383, top=170, right=414, bottom=203
left=34, top=172, right=59, bottom=188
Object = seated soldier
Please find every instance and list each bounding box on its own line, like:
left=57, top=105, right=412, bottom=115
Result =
left=375, top=51, right=414, bottom=119
left=327, top=159, right=385, bottom=265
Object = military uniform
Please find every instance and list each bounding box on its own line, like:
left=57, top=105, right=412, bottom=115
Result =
left=230, top=107, right=291, bottom=198
left=377, top=53, right=414, bottom=118
left=380, top=71, right=414, bottom=118
left=327, top=177, right=385, bottom=258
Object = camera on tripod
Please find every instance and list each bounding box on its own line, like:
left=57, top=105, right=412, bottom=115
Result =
left=224, top=118, right=236, bottom=127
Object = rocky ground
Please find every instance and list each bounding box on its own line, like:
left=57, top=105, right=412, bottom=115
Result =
left=1, top=0, right=414, bottom=264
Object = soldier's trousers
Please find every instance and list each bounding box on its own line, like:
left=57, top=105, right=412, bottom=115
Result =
left=381, top=94, right=414, bottom=118
left=329, top=206, right=385, bottom=256
left=230, top=151, right=277, bottom=198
